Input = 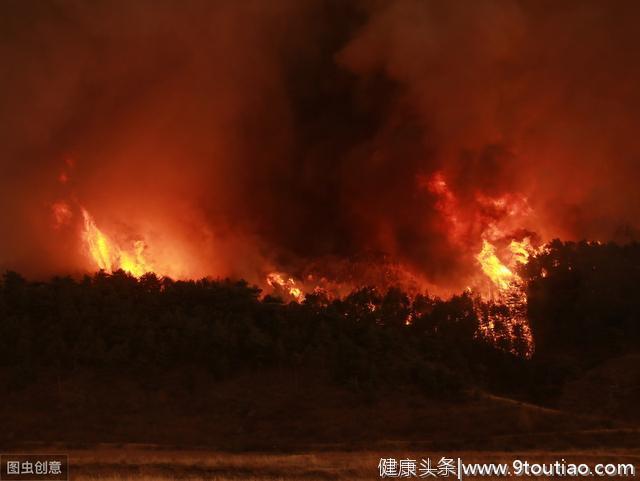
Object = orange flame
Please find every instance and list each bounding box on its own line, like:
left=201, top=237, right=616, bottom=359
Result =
left=475, top=237, right=539, bottom=357
left=426, top=170, right=540, bottom=356
left=476, top=240, right=515, bottom=290
left=81, top=208, right=154, bottom=277
left=266, top=272, right=305, bottom=302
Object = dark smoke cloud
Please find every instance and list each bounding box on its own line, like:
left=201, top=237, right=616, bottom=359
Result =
left=1, top=0, right=640, bottom=292
left=339, top=0, right=640, bottom=243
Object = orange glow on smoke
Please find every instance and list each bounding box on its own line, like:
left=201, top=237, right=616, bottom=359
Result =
left=51, top=201, right=73, bottom=229
left=62, top=161, right=538, bottom=356
left=426, top=169, right=540, bottom=356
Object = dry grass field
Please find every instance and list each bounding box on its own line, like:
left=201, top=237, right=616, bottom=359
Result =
left=6, top=375, right=640, bottom=479
left=39, top=447, right=640, bottom=480
left=5, top=370, right=640, bottom=480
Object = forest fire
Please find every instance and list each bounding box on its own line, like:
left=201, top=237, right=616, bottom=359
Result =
left=66, top=160, right=543, bottom=356
left=477, top=240, right=516, bottom=291
left=266, top=272, right=305, bottom=302
left=81, top=208, right=154, bottom=278
left=425, top=169, right=541, bottom=355
left=54, top=155, right=543, bottom=357
left=475, top=237, right=539, bottom=357
left=477, top=237, right=540, bottom=294
left=5, top=1, right=640, bottom=469
left=4, top=0, right=639, bottom=362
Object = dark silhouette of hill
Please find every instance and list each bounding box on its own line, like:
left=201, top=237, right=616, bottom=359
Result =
left=2, top=239, right=640, bottom=448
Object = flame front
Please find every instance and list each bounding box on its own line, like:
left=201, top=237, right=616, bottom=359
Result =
left=266, top=272, right=305, bottom=302
left=82, top=209, right=114, bottom=272
left=476, top=240, right=515, bottom=291
left=81, top=208, right=153, bottom=277
left=71, top=165, right=539, bottom=357
left=426, top=170, right=540, bottom=356
left=475, top=237, right=538, bottom=357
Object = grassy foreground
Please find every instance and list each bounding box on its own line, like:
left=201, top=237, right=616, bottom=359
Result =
left=3, top=446, right=636, bottom=480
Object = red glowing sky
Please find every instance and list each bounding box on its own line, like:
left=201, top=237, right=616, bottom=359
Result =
left=2, top=0, right=640, bottom=294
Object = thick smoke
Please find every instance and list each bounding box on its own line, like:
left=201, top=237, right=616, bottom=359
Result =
left=1, top=0, right=640, bottom=293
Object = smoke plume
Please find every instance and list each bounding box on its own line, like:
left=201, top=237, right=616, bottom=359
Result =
left=2, top=0, right=640, bottom=294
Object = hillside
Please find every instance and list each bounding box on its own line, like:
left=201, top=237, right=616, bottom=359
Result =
left=2, top=368, right=633, bottom=452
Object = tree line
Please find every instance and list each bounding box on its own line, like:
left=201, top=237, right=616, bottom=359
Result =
left=1, top=239, right=638, bottom=404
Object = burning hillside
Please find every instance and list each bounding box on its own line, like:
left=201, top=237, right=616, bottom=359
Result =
left=3, top=1, right=640, bottom=355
